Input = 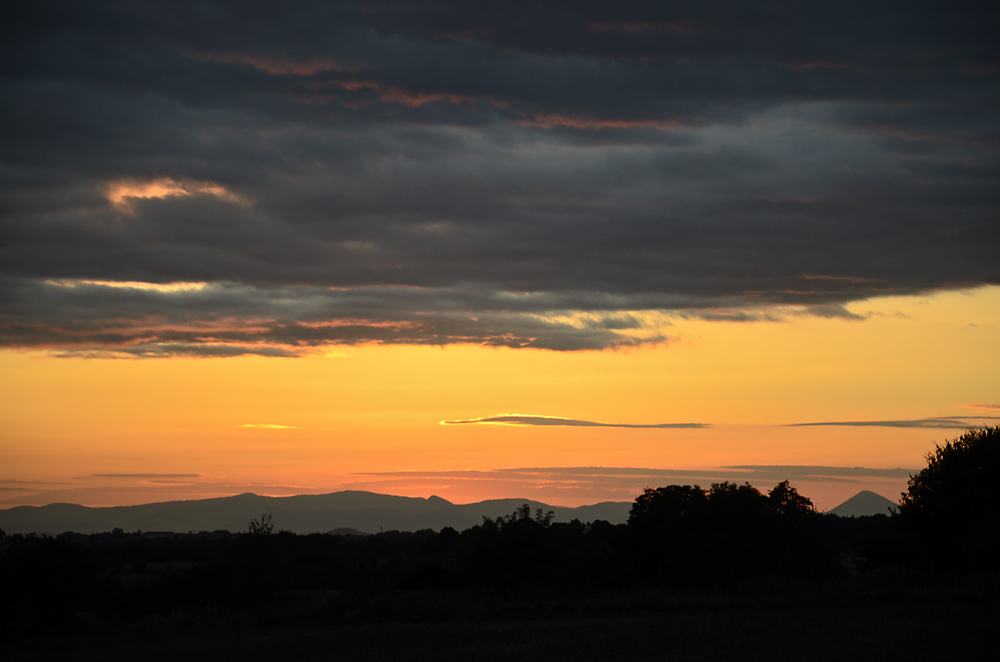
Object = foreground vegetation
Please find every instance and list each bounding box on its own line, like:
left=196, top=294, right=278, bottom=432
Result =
left=3, top=428, right=997, bottom=660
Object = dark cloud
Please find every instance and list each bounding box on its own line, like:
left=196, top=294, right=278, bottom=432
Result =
left=803, top=304, right=867, bottom=321
left=788, top=416, right=1000, bottom=429
left=0, top=277, right=675, bottom=352
left=441, top=415, right=708, bottom=428
left=2, top=1, right=998, bottom=354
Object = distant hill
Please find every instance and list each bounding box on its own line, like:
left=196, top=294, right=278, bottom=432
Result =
left=0, top=491, right=632, bottom=536
left=828, top=490, right=898, bottom=517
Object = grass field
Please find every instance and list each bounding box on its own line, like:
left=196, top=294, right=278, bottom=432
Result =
left=10, top=583, right=997, bottom=661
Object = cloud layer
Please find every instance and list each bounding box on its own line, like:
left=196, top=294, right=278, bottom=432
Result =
left=3, top=2, right=998, bottom=354
left=441, top=414, right=707, bottom=428
left=346, top=465, right=915, bottom=505
left=789, top=416, right=1000, bottom=429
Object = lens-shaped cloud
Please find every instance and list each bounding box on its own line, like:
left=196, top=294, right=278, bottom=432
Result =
left=788, top=416, right=1000, bottom=429
left=440, top=414, right=708, bottom=428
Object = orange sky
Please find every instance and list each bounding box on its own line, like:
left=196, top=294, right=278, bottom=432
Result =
left=1, top=286, right=997, bottom=512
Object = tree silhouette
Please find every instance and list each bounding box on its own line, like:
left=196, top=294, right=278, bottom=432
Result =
left=768, top=480, right=815, bottom=515
left=628, top=484, right=707, bottom=531
left=900, top=426, right=1000, bottom=569
left=247, top=512, right=274, bottom=536
left=707, top=481, right=769, bottom=513
left=470, top=504, right=557, bottom=597
left=491, top=503, right=554, bottom=529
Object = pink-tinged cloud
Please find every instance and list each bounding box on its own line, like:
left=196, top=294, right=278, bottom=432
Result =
left=958, top=404, right=1000, bottom=411
left=440, top=414, right=708, bottom=429
left=517, top=113, right=690, bottom=130
left=195, top=51, right=363, bottom=76
left=331, top=80, right=509, bottom=108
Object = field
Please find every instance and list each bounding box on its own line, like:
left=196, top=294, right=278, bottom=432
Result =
left=9, top=579, right=998, bottom=661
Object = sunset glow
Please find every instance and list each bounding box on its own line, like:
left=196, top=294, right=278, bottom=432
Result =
left=106, top=178, right=250, bottom=210
left=2, top=3, right=997, bottom=516
left=2, top=286, right=996, bottom=510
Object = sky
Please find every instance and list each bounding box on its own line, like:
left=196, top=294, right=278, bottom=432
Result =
left=1, top=1, right=998, bottom=512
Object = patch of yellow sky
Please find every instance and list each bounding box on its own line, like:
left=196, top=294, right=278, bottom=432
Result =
left=0, top=286, right=997, bottom=508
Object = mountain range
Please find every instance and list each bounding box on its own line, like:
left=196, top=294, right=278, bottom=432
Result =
left=0, top=489, right=899, bottom=536
left=0, top=491, right=632, bottom=536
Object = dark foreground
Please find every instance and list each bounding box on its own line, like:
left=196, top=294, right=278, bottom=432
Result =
left=8, top=578, right=998, bottom=662
left=6, top=453, right=1000, bottom=661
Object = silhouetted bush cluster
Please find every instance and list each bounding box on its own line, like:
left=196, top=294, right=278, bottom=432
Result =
left=899, top=426, right=1000, bottom=570
left=627, top=481, right=839, bottom=588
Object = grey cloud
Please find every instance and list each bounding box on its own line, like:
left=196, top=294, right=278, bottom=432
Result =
left=441, top=415, right=708, bottom=429
left=724, top=466, right=914, bottom=479
left=788, top=417, right=1000, bottom=429
left=0, top=277, right=675, bottom=352
left=804, top=304, right=867, bottom=320
left=2, top=1, right=997, bottom=354
left=54, top=344, right=305, bottom=360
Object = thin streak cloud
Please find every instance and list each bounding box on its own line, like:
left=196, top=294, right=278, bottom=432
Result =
left=92, top=473, right=202, bottom=478
left=440, top=414, right=709, bottom=429
left=788, top=416, right=1000, bottom=429
left=724, top=466, right=913, bottom=479
left=357, top=466, right=913, bottom=480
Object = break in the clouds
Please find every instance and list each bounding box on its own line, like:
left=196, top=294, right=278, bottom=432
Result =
left=442, top=414, right=707, bottom=429
left=2, top=2, right=998, bottom=355
left=789, top=416, right=1000, bottom=429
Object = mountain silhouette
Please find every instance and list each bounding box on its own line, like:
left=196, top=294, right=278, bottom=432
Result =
left=828, top=490, right=898, bottom=517
left=0, top=491, right=632, bottom=535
